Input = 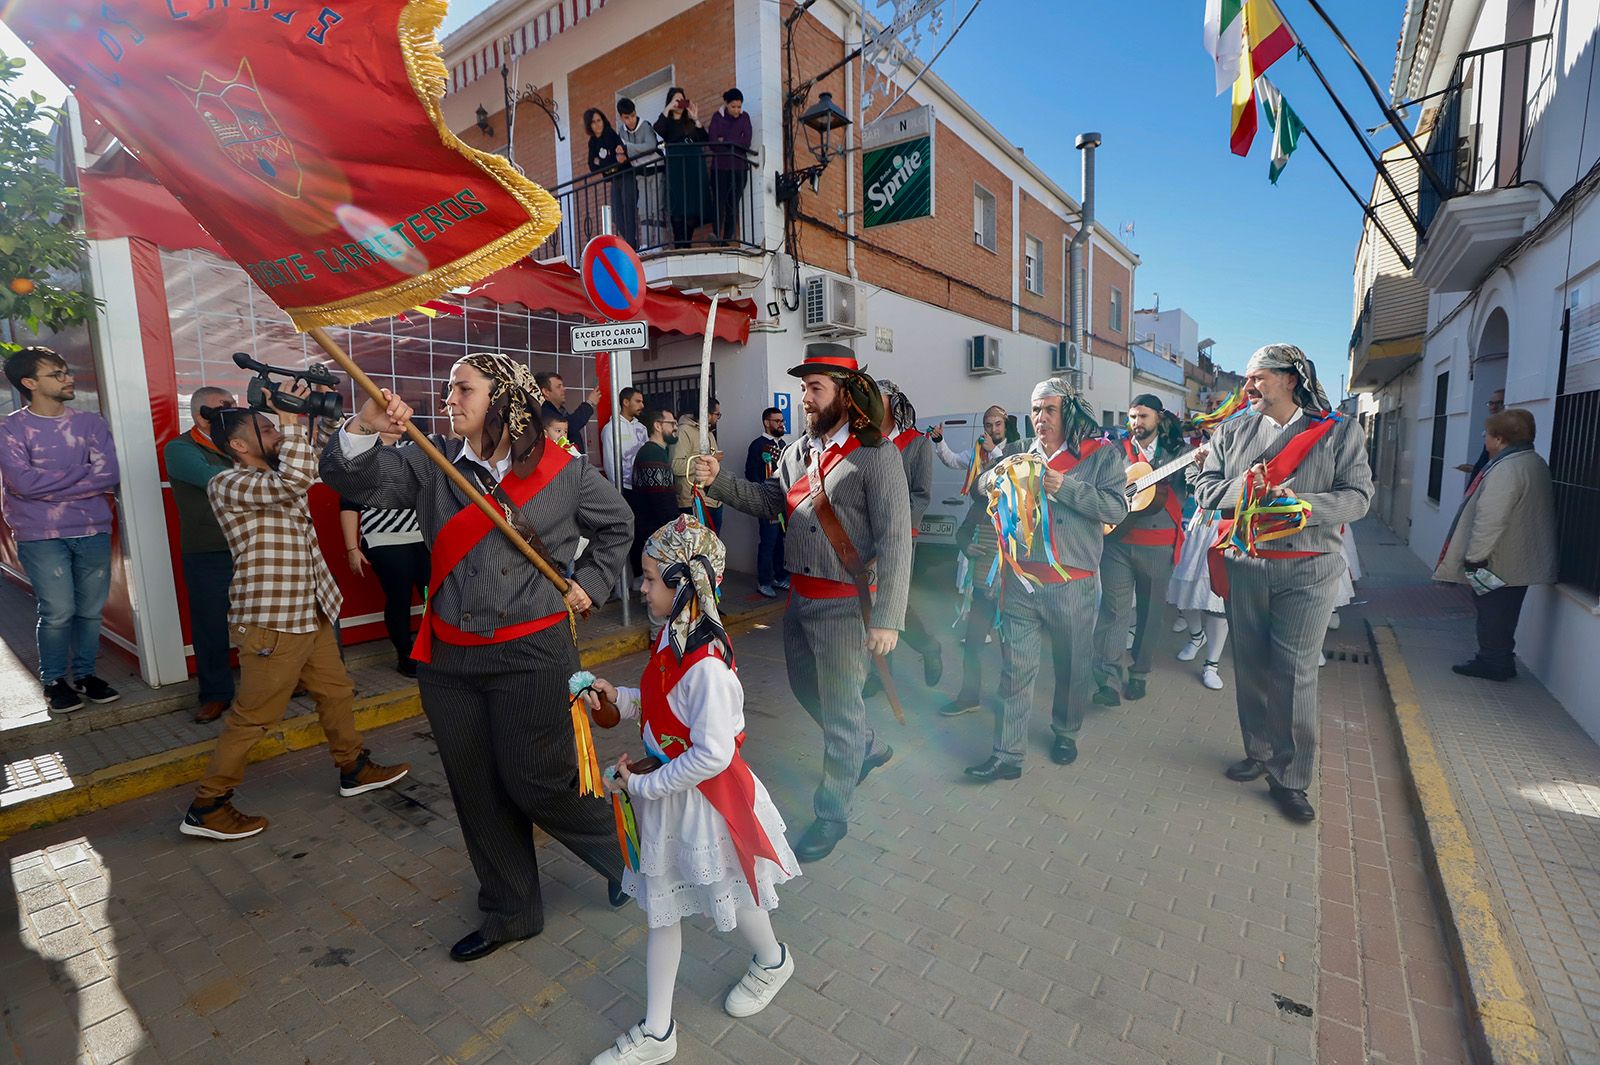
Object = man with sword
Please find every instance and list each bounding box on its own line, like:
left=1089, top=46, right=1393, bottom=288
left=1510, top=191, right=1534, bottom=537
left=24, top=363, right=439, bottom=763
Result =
left=690, top=343, right=911, bottom=862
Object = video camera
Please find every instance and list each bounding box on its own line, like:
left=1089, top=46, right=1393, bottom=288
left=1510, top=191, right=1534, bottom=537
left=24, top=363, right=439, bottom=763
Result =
left=232, top=352, right=344, bottom=421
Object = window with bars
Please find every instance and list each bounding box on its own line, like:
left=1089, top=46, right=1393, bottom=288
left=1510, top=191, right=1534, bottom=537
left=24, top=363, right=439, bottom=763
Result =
left=1551, top=388, right=1600, bottom=595
left=1427, top=370, right=1450, bottom=503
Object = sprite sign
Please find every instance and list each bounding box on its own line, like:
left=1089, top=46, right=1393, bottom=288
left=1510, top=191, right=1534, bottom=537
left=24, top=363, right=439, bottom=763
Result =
left=862, top=105, right=935, bottom=228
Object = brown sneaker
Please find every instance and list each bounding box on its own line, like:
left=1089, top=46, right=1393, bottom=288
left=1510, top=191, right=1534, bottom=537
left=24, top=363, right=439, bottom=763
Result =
left=338, top=750, right=410, bottom=797
left=194, top=700, right=229, bottom=724
left=180, top=794, right=268, bottom=840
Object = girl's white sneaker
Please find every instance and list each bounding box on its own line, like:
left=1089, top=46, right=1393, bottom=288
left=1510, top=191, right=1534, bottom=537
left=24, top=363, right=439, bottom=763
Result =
left=724, top=944, right=794, bottom=1018
left=1202, top=663, right=1224, bottom=690
left=590, top=1021, right=677, bottom=1065
left=1177, top=632, right=1206, bottom=662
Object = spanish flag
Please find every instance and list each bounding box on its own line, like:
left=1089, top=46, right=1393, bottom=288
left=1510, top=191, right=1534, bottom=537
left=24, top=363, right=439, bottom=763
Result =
left=1206, top=0, right=1298, bottom=155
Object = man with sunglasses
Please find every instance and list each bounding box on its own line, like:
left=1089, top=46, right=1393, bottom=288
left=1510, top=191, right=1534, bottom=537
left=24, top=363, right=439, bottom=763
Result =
left=0, top=348, right=122, bottom=713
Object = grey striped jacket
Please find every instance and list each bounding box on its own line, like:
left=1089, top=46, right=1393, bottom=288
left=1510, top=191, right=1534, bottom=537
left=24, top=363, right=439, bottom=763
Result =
left=1192, top=410, right=1372, bottom=556
left=707, top=433, right=913, bottom=630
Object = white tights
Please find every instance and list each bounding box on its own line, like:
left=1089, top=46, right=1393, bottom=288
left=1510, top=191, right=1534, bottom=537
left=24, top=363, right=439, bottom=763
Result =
left=1181, top=611, right=1230, bottom=664
left=643, top=908, right=782, bottom=1037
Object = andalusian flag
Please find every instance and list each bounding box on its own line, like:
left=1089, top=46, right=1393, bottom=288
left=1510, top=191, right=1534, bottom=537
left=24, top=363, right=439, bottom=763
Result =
left=1258, top=78, right=1305, bottom=183
left=1206, top=0, right=1299, bottom=155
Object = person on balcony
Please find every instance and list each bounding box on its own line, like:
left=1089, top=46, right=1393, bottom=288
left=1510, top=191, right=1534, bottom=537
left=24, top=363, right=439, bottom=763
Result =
left=654, top=86, right=709, bottom=248
left=618, top=97, right=664, bottom=250
left=584, top=107, right=636, bottom=249
left=707, top=88, right=753, bottom=244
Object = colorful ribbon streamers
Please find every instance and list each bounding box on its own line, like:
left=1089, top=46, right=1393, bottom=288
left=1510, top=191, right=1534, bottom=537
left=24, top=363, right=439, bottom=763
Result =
left=959, top=436, right=987, bottom=496
left=1189, top=388, right=1249, bottom=431
left=612, top=789, right=641, bottom=872
left=569, top=694, right=605, bottom=798
left=1227, top=468, right=1313, bottom=556
left=985, top=453, right=1079, bottom=593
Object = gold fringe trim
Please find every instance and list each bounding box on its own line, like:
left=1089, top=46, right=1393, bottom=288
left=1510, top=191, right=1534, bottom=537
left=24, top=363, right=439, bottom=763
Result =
left=287, top=0, right=562, bottom=331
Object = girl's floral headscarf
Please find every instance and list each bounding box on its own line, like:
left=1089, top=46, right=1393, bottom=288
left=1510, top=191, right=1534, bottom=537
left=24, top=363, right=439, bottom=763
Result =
left=643, top=514, right=730, bottom=662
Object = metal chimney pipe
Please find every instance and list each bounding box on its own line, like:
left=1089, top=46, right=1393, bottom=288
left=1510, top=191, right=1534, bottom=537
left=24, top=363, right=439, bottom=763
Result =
left=1068, top=132, right=1101, bottom=365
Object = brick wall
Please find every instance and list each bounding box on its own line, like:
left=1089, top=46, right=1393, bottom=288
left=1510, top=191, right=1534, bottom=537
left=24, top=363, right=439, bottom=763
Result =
left=456, top=86, right=559, bottom=188
left=1019, top=191, right=1070, bottom=342
left=1090, top=244, right=1131, bottom=365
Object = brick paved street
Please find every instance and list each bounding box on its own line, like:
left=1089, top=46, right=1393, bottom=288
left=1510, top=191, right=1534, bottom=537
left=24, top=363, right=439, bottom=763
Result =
left=2, top=545, right=1475, bottom=1064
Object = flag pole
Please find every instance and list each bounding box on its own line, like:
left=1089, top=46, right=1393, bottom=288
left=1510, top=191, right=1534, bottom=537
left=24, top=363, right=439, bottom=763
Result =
left=305, top=325, right=576, bottom=603
left=1299, top=125, right=1415, bottom=270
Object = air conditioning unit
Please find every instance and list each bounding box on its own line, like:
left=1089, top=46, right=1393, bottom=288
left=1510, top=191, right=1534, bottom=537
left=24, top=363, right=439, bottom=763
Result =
left=803, top=276, right=862, bottom=335
left=968, top=335, right=1003, bottom=375
left=1051, top=341, right=1080, bottom=373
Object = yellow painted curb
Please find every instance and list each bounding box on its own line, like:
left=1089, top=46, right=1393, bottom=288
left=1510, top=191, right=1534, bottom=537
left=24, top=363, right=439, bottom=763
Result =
left=0, top=601, right=785, bottom=843
left=1371, top=624, right=1557, bottom=1065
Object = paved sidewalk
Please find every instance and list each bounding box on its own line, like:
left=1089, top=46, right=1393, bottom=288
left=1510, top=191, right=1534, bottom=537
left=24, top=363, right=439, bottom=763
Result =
left=1357, top=524, right=1600, bottom=1063
left=1, top=553, right=1474, bottom=1064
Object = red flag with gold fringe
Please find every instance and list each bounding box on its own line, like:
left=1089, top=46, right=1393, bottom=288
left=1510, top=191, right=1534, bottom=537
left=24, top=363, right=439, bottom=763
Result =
left=3, top=1, right=558, bottom=329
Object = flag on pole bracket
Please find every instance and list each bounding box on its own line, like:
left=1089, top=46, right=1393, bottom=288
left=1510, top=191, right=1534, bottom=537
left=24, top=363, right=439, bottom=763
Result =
left=1257, top=77, right=1305, bottom=184
left=1206, top=0, right=1299, bottom=155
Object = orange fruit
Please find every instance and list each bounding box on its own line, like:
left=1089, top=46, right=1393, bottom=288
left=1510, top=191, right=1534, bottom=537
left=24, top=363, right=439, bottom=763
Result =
left=8, top=278, right=34, bottom=296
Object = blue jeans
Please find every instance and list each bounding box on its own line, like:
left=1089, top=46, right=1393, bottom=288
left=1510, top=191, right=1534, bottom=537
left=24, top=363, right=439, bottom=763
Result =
left=757, top=519, right=787, bottom=587
left=182, top=550, right=235, bottom=703
left=16, top=533, right=112, bottom=684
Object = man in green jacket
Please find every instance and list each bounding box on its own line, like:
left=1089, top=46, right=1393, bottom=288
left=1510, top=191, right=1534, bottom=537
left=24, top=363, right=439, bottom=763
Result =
left=163, top=387, right=238, bottom=722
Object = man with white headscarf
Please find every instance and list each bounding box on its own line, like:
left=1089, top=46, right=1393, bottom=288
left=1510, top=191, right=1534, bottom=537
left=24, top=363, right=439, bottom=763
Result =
left=1193, top=343, right=1372, bottom=824
left=963, top=377, right=1127, bottom=781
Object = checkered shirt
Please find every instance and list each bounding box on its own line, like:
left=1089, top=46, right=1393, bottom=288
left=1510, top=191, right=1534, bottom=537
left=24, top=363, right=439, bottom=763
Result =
left=207, top=423, right=342, bottom=633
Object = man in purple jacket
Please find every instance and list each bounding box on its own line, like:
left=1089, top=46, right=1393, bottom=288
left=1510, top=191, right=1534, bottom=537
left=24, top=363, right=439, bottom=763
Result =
left=0, top=348, right=122, bottom=713
left=707, top=87, right=753, bottom=243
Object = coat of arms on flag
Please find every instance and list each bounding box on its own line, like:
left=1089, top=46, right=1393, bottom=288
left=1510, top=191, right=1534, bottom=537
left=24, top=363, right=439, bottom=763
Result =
left=169, top=59, right=303, bottom=200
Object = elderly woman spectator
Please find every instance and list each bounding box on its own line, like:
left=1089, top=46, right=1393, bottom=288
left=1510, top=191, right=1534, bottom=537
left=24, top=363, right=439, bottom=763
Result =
left=1433, top=407, right=1557, bottom=682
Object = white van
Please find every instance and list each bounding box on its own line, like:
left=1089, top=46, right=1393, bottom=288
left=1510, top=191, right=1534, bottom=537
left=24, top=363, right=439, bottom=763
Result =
left=915, top=411, right=1029, bottom=548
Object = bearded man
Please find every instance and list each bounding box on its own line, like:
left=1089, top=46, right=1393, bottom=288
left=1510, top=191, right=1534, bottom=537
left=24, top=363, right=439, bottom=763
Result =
left=690, top=344, right=911, bottom=862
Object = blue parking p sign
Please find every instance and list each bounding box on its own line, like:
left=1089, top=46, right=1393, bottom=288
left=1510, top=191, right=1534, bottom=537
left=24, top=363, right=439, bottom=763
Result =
left=774, top=392, right=792, bottom=434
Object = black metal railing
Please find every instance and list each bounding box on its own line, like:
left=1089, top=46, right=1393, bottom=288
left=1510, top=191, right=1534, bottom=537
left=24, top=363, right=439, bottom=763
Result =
left=1551, top=387, right=1600, bottom=596
left=532, top=144, right=762, bottom=264
left=635, top=365, right=718, bottom=422
left=1418, top=34, right=1550, bottom=231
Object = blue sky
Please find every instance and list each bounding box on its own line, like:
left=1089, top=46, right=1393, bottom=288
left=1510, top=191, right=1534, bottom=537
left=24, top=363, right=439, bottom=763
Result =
left=4, top=2, right=1406, bottom=384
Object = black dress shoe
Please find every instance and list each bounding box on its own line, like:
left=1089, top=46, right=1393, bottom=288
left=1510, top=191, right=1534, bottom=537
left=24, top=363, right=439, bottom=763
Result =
left=1268, top=781, right=1316, bottom=823
left=1452, top=658, right=1515, bottom=682
left=1123, top=676, right=1147, bottom=701
left=1225, top=757, right=1268, bottom=781
left=858, top=745, right=893, bottom=784
left=793, top=819, right=848, bottom=862
left=963, top=757, right=1022, bottom=782
left=923, top=643, right=944, bottom=687
left=1092, top=685, right=1122, bottom=708
left=450, top=929, right=533, bottom=962
left=1050, top=737, right=1078, bottom=765
left=608, top=879, right=630, bottom=908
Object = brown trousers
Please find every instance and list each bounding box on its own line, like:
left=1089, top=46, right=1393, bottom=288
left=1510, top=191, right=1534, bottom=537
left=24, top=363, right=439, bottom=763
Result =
left=195, top=618, right=362, bottom=801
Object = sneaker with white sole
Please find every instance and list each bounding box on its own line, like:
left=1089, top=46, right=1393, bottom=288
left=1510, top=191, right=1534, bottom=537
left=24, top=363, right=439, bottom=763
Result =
left=44, top=679, right=83, bottom=713
left=338, top=750, right=410, bottom=797
left=589, top=1021, right=677, bottom=1065
left=180, top=793, right=268, bottom=840
left=1202, top=662, right=1224, bottom=690
left=1177, top=631, right=1205, bottom=662
left=724, top=943, right=794, bottom=1018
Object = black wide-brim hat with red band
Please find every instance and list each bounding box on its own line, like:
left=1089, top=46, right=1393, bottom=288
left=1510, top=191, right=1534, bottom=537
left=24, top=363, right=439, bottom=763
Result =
left=787, top=341, right=870, bottom=379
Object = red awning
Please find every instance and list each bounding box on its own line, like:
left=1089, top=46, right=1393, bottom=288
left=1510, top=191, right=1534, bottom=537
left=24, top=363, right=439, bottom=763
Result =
left=79, top=161, right=753, bottom=344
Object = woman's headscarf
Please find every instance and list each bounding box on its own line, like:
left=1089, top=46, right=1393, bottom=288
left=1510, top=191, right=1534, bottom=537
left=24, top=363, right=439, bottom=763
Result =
left=643, top=514, right=730, bottom=662
left=1245, top=343, right=1332, bottom=412
left=876, top=378, right=917, bottom=433
left=457, top=352, right=546, bottom=478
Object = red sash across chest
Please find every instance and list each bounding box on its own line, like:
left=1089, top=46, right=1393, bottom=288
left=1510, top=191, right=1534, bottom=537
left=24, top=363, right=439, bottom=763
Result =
left=411, top=445, right=571, bottom=664
left=783, top=435, right=874, bottom=599
left=894, top=429, right=923, bottom=538
left=640, top=643, right=787, bottom=900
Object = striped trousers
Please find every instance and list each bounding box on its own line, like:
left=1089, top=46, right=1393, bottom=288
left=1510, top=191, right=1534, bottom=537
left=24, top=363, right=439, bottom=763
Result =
left=418, top=627, right=623, bottom=942
left=993, top=574, right=1098, bottom=765
left=783, top=594, right=890, bottom=825
left=1223, top=550, right=1344, bottom=791
left=1092, top=539, right=1176, bottom=687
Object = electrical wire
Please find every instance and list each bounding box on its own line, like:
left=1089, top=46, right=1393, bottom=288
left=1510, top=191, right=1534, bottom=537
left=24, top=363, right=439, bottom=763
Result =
left=870, top=0, right=985, bottom=123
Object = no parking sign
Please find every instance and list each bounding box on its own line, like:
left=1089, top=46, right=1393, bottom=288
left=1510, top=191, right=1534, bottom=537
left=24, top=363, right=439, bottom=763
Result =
left=580, top=235, right=646, bottom=321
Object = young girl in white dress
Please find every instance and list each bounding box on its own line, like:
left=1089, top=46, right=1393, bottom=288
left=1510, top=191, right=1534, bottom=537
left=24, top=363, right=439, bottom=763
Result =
left=1166, top=439, right=1229, bottom=690
left=581, top=515, right=799, bottom=1065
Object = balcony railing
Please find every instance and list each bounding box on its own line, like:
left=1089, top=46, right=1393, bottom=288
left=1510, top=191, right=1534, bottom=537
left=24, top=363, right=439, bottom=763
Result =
left=1418, top=34, right=1550, bottom=231
left=532, top=144, right=762, bottom=265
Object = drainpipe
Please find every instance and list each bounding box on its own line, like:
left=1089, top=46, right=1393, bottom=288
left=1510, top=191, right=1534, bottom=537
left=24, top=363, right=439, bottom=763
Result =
left=1068, top=132, right=1100, bottom=367
left=844, top=8, right=859, bottom=280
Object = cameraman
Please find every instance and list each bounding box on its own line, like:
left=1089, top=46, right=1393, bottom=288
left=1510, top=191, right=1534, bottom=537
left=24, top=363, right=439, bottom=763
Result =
left=179, top=380, right=409, bottom=841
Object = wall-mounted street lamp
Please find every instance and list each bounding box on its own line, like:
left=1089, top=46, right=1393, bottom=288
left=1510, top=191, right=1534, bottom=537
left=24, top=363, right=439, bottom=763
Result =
left=475, top=104, right=493, bottom=138
left=776, top=91, right=852, bottom=204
